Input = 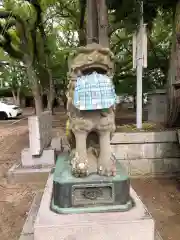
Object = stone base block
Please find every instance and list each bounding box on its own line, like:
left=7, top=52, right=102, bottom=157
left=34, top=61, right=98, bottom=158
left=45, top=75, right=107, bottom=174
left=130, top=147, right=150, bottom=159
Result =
left=51, top=154, right=132, bottom=213
left=21, top=148, right=55, bottom=167
left=19, top=189, right=162, bottom=240
left=7, top=163, right=52, bottom=184
left=34, top=175, right=157, bottom=240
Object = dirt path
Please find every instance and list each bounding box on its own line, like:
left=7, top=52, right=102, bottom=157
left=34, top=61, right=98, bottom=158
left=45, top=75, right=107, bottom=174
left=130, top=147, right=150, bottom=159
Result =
left=132, top=178, right=180, bottom=240
left=0, top=110, right=66, bottom=240
left=0, top=124, right=35, bottom=240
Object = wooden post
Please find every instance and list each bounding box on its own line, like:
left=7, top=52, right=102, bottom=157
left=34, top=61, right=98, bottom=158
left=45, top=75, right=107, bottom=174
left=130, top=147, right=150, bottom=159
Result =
left=97, top=0, right=109, bottom=47
left=86, top=0, right=99, bottom=43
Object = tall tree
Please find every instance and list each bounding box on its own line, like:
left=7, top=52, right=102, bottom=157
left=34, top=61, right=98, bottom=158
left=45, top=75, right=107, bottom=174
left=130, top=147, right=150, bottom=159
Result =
left=0, top=0, right=44, bottom=114
left=3, top=62, right=28, bottom=105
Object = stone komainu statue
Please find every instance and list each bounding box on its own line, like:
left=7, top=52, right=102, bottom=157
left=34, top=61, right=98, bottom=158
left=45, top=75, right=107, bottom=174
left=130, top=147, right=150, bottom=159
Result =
left=66, top=43, right=116, bottom=177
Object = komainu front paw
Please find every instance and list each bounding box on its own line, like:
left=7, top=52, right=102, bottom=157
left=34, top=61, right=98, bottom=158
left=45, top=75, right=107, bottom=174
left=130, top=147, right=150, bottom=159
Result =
left=97, top=156, right=116, bottom=177
left=71, top=155, right=89, bottom=177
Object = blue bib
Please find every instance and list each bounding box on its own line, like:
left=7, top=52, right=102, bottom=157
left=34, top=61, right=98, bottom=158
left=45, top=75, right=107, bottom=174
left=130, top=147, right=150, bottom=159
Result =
left=73, top=72, right=116, bottom=110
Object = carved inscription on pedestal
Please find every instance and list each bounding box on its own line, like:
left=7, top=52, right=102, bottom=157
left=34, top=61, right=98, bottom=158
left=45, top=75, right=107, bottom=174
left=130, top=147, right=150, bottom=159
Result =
left=72, top=183, right=114, bottom=206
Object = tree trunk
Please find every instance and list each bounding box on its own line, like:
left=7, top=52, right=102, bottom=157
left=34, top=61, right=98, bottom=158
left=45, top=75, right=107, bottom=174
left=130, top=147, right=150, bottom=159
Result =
left=62, top=93, right=67, bottom=110
left=16, top=88, right=20, bottom=106
left=167, top=0, right=180, bottom=127
left=79, top=0, right=86, bottom=46
left=12, top=90, right=17, bottom=105
left=47, top=90, right=52, bottom=113
left=97, top=0, right=109, bottom=48
left=44, top=55, right=55, bottom=114
left=12, top=89, right=20, bottom=106
left=33, top=94, right=43, bottom=115
left=25, top=61, right=43, bottom=116
left=47, top=90, right=54, bottom=114
left=133, top=94, right=136, bottom=111
left=78, top=29, right=86, bottom=46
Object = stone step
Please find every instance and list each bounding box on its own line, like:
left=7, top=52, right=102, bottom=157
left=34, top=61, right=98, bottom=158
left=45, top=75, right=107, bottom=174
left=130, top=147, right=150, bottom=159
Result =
left=7, top=163, right=51, bottom=185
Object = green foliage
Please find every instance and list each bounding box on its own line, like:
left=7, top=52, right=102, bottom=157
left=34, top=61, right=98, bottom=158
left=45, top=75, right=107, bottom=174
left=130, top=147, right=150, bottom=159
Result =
left=0, top=0, right=175, bottom=99
left=110, top=6, right=173, bottom=96
left=107, top=0, right=176, bottom=31
left=107, top=0, right=141, bottom=32
left=2, top=61, right=29, bottom=93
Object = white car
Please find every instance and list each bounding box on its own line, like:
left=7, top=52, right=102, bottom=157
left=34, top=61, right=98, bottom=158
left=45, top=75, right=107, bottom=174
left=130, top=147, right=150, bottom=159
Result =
left=0, top=101, right=23, bottom=119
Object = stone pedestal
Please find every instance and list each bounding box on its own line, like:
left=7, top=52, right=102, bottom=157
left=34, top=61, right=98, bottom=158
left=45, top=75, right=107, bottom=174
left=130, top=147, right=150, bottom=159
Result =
left=51, top=154, right=132, bottom=214
left=33, top=175, right=156, bottom=240
left=18, top=191, right=162, bottom=240
left=146, top=89, right=167, bottom=124
left=7, top=111, right=59, bottom=184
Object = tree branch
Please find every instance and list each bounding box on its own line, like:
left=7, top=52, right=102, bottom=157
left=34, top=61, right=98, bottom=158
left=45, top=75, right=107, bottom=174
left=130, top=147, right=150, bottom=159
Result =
left=0, top=22, right=24, bottom=59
